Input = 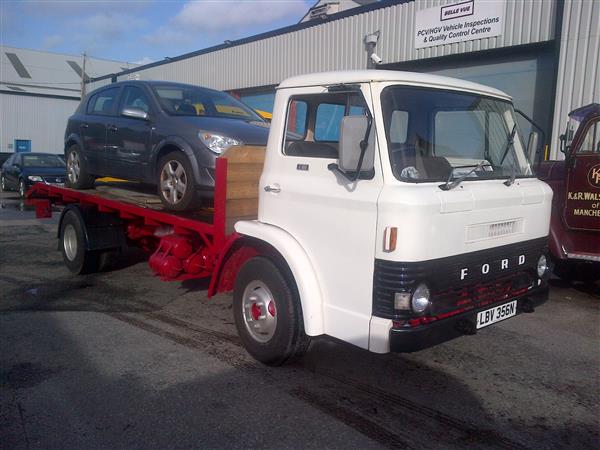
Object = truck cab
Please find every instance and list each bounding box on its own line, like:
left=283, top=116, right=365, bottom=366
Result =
left=234, top=70, right=553, bottom=362
left=535, top=103, right=600, bottom=282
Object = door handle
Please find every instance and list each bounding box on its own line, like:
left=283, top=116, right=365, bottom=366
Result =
left=108, top=125, right=118, bottom=132
left=80, top=123, right=89, bottom=129
left=264, top=184, right=281, bottom=193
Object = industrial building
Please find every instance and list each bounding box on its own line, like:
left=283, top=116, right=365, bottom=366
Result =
left=88, top=0, right=599, bottom=159
left=0, top=46, right=136, bottom=154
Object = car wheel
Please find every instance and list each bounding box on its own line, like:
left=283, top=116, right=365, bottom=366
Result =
left=0, top=175, right=6, bottom=191
left=66, top=145, right=95, bottom=189
left=18, top=179, right=27, bottom=198
left=157, top=152, right=199, bottom=211
left=233, top=256, right=311, bottom=366
left=59, top=210, right=100, bottom=274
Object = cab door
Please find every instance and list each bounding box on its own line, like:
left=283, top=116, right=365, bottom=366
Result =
left=259, top=86, right=383, bottom=350
left=564, top=117, right=600, bottom=231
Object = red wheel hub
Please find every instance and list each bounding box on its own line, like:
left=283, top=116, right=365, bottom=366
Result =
left=267, top=301, right=276, bottom=317
left=251, top=303, right=261, bottom=321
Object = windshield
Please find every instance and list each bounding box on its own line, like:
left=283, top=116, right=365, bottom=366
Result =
left=152, top=85, right=263, bottom=122
left=22, top=154, right=65, bottom=168
left=381, top=86, right=532, bottom=183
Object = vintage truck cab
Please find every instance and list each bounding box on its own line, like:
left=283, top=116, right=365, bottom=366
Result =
left=535, top=104, right=600, bottom=282
left=233, top=70, right=553, bottom=362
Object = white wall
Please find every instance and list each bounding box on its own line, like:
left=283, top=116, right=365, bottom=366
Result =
left=0, top=93, right=79, bottom=154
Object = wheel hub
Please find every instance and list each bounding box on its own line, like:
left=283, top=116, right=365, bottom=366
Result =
left=67, top=151, right=80, bottom=183
left=160, top=160, right=187, bottom=204
left=63, top=224, right=78, bottom=261
left=242, top=281, right=277, bottom=343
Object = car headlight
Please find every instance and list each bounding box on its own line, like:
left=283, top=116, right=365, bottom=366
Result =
left=27, top=175, right=43, bottom=182
left=198, top=131, right=242, bottom=155
left=537, top=254, right=548, bottom=278
left=411, top=283, right=430, bottom=314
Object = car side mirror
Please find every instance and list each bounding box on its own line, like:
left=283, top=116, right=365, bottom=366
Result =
left=526, top=131, right=539, bottom=164
left=339, top=115, right=374, bottom=173
left=122, top=107, right=149, bottom=121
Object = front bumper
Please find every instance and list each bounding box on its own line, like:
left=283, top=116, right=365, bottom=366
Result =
left=389, top=286, right=549, bottom=353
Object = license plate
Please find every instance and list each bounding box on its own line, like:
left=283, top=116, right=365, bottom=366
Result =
left=476, top=300, right=517, bottom=329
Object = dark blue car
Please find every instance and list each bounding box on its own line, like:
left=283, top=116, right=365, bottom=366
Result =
left=0, top=152, right=66, bottom=197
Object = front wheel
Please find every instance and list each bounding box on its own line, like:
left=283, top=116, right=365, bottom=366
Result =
left=0, top=175, right=7, bottom=191
left=157, top=152, right=200, bottom=211
left=233, top=256, right=310, bottom=365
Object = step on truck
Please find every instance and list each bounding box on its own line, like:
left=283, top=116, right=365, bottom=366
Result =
left=28, top=70, right=553, bottom=365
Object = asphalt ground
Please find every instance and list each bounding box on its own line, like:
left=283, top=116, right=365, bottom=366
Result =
left=0, top=190, right=598, bottom=449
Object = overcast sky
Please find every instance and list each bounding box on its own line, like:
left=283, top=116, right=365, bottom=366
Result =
left=0, top=0, right=313, bottom=64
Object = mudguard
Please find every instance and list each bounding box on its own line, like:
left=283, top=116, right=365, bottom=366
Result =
left=234, top=220, right=325, bottom=336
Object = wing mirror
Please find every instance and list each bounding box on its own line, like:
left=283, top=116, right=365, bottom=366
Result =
left=328, top=115, right=374, bottom=181
left=122, top=107, right=149, bottom=121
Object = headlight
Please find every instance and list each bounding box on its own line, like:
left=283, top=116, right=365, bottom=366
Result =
left=198, top=131, right=242, bottom=154
left=27, top=175, right=43, bottom=182
left=537, top=254, right=548, bottom=278
left=411, top=283, right=430, bottom=314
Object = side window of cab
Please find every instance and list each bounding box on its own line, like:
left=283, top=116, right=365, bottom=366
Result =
left=87, top=87, right=120, bottom=116
left=576, top=120, right=600, bottom=154
left=283, top=91, right=368, bottom=159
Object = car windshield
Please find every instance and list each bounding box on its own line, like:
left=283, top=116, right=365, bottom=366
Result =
left=22, top=154, right=65, bottom=168
left=381, top=86, right=532, bottom=183
left=152, top=85, right=263, bottom=121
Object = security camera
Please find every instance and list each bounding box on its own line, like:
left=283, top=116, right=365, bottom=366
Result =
left=370, top=53, right=383, bottom=64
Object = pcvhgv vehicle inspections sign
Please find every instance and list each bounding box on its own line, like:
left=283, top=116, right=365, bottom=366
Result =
left=415, top=0, right=505, bottom=49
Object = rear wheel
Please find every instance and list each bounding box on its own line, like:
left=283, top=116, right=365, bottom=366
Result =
left=60, top=210, right=100, bottom=274
left=0, top=175, right=7, bottom=191
left=66, top=145, right=95, bottom=189
left=233, top=256, right=311, bottom=365
left=157, top=152, right=199, bottom=211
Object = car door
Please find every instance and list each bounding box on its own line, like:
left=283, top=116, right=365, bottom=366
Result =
left=81, top=86, right=121, bottom=177
left=106, top=85, right=154, bottom=181
left=259, top=87, right=383, bottom=350
left=564, top=117, right=600, bottom=231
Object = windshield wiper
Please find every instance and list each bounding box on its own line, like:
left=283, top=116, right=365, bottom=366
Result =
left=439, top=160, right=491, bottom=191
left=499, top=123, right=517, bottom=165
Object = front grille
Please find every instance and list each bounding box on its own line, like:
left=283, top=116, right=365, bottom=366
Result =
left=373, top=237, right=546, bottom=320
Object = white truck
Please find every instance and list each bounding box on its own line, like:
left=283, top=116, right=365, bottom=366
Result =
left=29, top=70, right=553, bottom=365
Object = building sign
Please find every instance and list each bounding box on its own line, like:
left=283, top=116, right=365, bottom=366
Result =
left=415, top=0, right=505, bottom=49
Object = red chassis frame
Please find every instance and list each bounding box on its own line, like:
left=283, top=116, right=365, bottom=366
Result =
left=26, top=157, right=256, bottom=297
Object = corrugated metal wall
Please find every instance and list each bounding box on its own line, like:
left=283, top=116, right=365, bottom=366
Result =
left=89, top=0, right=557, bottom=92
left=550, top=0, right=600, bottom=158
left=0, top=94, right=78, bottom=153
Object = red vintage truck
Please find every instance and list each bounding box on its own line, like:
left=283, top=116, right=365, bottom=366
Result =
left=535, top=103, right=600, bottom=282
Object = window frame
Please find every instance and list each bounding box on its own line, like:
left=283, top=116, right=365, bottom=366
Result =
left=119, top=85, right=153, bottom=115
left=87, top=87, right=121, bottom=117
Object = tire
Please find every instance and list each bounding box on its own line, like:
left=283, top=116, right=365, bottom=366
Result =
left=66, top=144, right=95, bottom=189
left=18, top=179, right=26, bottom=198
left=157, top=152, right=200, bottom=211
left=233, top=256, right=311, bottom=366
left=0, top=175, right=7, bottom=192
left=59, top=210, right=100, bottom=274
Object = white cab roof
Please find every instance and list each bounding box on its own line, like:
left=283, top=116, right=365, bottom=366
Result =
left=278, top=70, right=511, bottom=100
